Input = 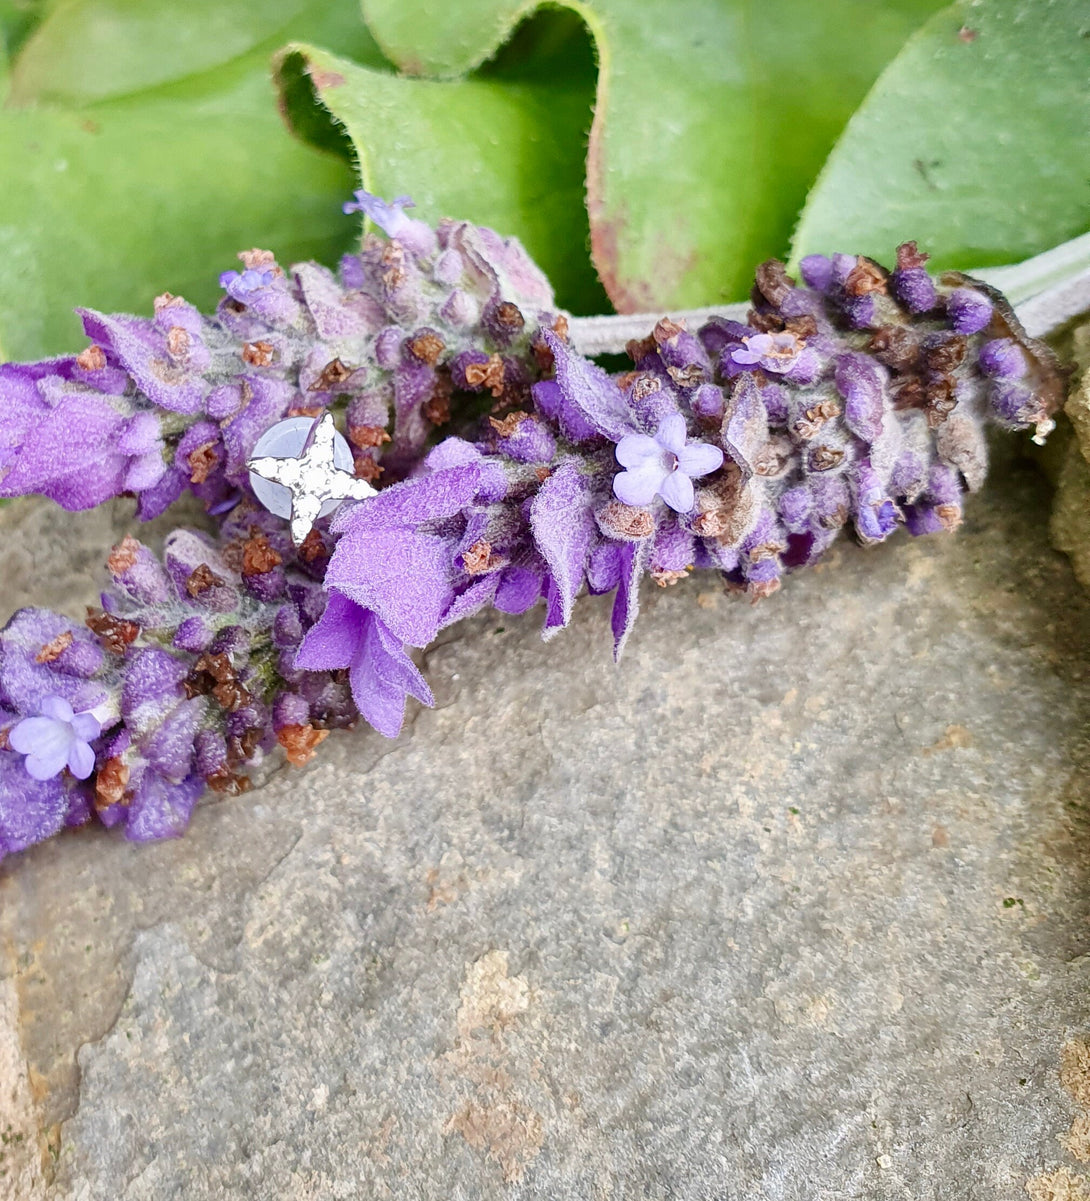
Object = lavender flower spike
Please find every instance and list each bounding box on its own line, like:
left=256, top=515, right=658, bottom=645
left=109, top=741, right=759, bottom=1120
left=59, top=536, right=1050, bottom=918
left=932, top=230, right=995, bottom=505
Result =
left=0, top=195, right=563, bottom=520
left=0, top=225, right=1068, bottom=865
left=614, top=415, right=724, bottom=513
left=10, top=696, right=101, bottom=780
left=322, top=247, right=1064, bottom=676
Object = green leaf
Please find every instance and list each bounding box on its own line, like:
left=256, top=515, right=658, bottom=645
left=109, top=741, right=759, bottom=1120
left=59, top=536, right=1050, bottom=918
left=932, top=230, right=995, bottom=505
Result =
left=0, top=0, right=387, bottom=361
left=276, top=13, right=609, bottom=314
left=792, top=0, right=1090, bottom=272
left=346, top=0, right=946, bottom=311
left=0, top=75, right=356, bottom=361
left=6, top=0, right=386, bottom=105
left=0, top=0, right=56, bottom=97
left=0, top=0, right=52, bottom=59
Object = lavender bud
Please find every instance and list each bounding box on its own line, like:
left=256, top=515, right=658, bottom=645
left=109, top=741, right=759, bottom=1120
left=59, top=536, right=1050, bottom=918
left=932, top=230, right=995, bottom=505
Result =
left=979, top=338, right=1026, bottom=380
left=946, top=288, right=993, bottom=335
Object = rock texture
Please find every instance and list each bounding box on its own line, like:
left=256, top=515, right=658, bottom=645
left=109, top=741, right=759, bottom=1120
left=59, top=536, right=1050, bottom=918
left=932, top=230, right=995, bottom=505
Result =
left=2, top=449, right=1090, bottom=1200
left=1052, top=322, right=1090, bottom=590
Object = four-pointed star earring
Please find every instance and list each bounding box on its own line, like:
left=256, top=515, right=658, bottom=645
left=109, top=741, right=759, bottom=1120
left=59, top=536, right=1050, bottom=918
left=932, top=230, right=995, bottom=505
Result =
left=247, top=412, right=378, bottom=544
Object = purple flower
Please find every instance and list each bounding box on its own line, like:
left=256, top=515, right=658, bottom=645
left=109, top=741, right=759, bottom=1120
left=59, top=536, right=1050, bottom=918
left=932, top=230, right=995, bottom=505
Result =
left=890, top=241, right=938, bottom=313
left=729, top=331, right=804, bottom=374
left=613, top=415, right=723, bottom=513
left=343, top=191, right=437, bottom=257
left=218, top=267, right=276, bottom=296
left=344, top=190, right=414, bottom=229
left=9, top=696, right=101, bottom=781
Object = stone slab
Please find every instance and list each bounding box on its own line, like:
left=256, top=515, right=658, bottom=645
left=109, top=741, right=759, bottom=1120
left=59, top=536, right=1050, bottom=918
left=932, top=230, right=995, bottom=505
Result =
left=1, top=454, right=1090, bottom=1199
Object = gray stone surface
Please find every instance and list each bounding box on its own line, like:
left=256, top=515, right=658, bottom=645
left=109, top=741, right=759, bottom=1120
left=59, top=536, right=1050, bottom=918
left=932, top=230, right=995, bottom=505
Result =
left=2, top=453, right=1090, bottom=1200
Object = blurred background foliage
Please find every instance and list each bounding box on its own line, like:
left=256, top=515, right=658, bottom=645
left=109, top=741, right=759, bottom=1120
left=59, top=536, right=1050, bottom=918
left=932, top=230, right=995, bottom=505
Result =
left=0, top=0, right=1086, bottom=361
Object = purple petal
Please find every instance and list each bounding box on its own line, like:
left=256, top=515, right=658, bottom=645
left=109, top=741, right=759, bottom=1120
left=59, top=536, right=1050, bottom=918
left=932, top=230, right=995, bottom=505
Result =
left=545, top=331, right=635, bottom=441
left=66, top=740, right=95, bottom=781
left=343, top=192, right=437, bottom=257
left=70, top=712, right=102, bottom=742
left=349, top=612, right=434, bottom=738
left=25, top=742, right=71, bottom=781
left=9, top=716, right=63, bottom=755
left=658, top=470, right=696, bottom=513
left=294, top=591, right=365, bottom=672
left=40, top=696, right=74, bottom=722
left=675, top=442, right=723, bottom=479
left=613, top=464, right=664, bottom=507
left=371, top=617, right=433, bottom=706
left=325, top=528, right=455, bottom=648
left=615, top=433, right=660, bottom=469
left=655, top=413, right=688, bottom=455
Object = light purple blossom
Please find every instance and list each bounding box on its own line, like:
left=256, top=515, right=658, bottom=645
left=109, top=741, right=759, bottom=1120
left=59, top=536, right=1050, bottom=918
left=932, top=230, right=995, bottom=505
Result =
left=9, top=696, right=101, bottom=781
left=613, top=415, right=723, bottom=513
left=729, top=332, right=804, bottom=374
left=217, top=267, right=275, bottom=296
left=343, top=191, right=437, bottom=257
left=343, top=190, right=415, bottom=230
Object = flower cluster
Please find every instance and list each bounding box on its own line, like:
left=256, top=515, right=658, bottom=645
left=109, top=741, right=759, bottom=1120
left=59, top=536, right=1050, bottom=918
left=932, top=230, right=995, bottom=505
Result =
left=0, top=497, right=437, bottom=857
left=0, top=192, right=563, bottom=517
left=0, top=200, right=1063, bottom=863
left=316, top=247, right=1062, bottom=663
